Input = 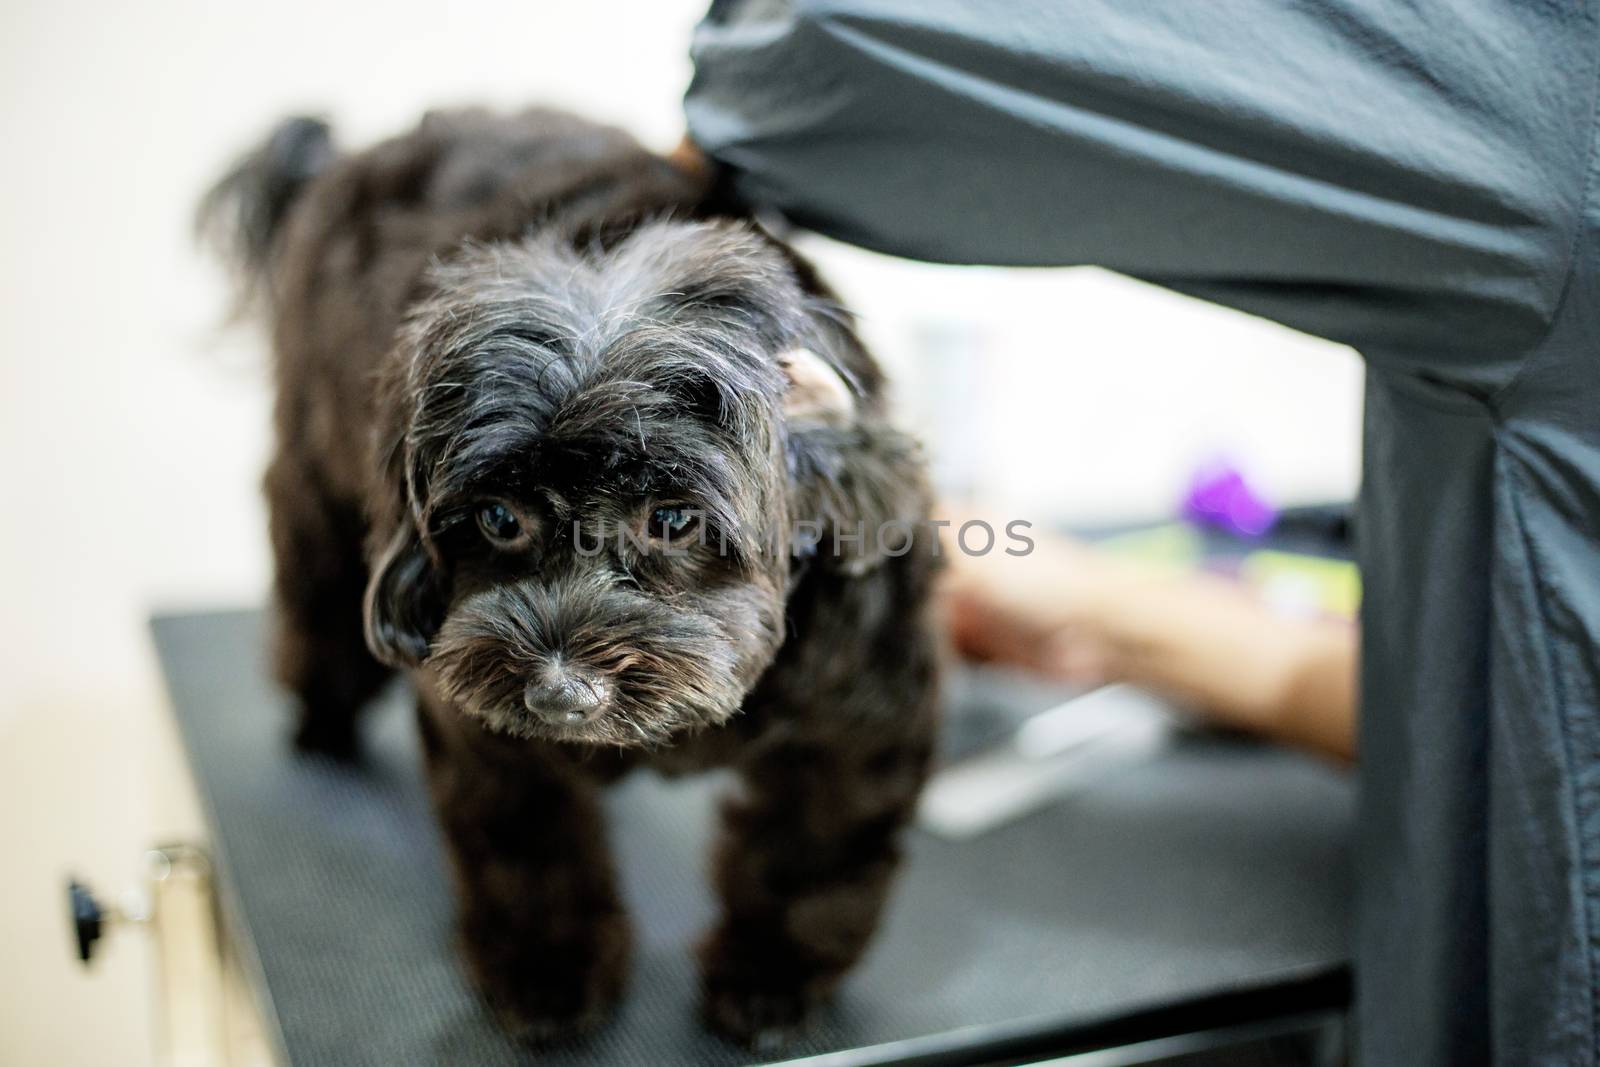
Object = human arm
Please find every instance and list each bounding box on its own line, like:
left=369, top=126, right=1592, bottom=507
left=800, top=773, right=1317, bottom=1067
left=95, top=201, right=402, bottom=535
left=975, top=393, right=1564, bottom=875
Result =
left=686, top=0, right=1593, bottom=383
left=944, top=530, right=1357, bottom=763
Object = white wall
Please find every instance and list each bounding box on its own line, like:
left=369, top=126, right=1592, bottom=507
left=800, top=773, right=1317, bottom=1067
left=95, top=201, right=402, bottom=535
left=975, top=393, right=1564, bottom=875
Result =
left=0, top=2, right=1362, bottom=1063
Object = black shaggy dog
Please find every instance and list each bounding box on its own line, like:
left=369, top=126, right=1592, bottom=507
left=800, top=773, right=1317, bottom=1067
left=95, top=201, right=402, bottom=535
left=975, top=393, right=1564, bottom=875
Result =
left=200, top=108, right=940, bottom=1048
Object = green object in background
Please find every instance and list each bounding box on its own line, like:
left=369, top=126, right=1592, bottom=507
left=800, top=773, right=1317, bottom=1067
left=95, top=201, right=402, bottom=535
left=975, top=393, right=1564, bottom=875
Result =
left=1095, top=523, right=1206, bottom=573
left=1240, top=550, right=1361, bottom=620
left=1095, top=523, right=1360, bottom=619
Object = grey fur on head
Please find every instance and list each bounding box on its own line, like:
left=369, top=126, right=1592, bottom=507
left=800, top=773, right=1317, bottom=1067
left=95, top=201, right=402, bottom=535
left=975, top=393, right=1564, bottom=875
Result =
left=364, top=219, right=882, bottom=746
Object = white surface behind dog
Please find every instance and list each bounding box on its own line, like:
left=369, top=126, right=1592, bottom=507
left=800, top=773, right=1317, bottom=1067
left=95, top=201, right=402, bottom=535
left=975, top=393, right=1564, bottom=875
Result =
left=0, top=2, right=1361, bottom=1064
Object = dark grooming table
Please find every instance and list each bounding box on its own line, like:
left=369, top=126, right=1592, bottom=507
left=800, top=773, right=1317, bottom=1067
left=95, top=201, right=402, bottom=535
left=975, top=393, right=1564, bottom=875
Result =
left=152, top=607, right=1353, bottom=1067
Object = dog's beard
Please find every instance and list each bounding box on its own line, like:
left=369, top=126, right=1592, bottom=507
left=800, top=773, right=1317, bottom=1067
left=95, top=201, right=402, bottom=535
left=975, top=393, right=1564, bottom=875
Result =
left=429, top=578, right=768, bottom=747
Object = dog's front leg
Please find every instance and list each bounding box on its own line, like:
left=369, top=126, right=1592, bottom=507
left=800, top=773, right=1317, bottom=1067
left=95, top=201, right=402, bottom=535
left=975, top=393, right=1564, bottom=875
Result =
left=700, top=714, right=936, bottom=1049
left=416, top=697, right=631, bottom=1044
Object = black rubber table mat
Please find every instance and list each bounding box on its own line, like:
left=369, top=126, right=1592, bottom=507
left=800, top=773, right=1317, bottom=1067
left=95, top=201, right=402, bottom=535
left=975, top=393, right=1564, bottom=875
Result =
left=151, top=609, right=1353, bottom=1066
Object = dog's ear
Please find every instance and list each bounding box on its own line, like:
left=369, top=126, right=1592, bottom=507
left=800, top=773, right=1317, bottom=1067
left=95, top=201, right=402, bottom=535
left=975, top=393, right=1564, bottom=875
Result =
left=780, top=347, right=930, bottom=577
left=779, top=346, right=854, bottom=425
left=363, top=523, right=448, bottom=668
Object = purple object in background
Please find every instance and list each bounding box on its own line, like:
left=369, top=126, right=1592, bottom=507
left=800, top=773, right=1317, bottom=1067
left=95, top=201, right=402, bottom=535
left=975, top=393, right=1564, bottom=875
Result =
left=1182, top=461, right=1278, bottom=537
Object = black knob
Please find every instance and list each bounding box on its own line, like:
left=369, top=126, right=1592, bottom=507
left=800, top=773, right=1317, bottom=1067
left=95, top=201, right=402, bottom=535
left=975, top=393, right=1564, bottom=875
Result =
left=67, top=879, right=103, bottom=963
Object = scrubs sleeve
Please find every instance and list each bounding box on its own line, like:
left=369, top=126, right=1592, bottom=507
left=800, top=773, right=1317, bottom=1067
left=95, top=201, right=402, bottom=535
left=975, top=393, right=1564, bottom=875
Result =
left=686, top=0, right=1597, bottom=377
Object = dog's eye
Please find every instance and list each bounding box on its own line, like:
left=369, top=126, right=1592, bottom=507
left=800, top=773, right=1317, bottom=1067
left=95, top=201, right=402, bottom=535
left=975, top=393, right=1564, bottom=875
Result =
left=476, top=502, right=525, bottom=546
left=647, top=506, right=698, bottom=542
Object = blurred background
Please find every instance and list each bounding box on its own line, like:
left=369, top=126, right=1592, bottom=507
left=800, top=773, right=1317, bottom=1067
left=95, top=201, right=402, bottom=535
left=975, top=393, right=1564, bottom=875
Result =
left=0, top=1, right=1361, bottom=1063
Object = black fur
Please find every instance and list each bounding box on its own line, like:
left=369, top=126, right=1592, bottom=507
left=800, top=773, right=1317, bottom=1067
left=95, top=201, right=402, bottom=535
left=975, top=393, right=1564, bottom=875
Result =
left=200, top=107, right=940, bottom=1049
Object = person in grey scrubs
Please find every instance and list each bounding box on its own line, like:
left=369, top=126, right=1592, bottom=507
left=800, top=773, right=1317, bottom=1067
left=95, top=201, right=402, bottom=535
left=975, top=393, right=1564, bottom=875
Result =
left=683, top=3, right=1600, bottom=1064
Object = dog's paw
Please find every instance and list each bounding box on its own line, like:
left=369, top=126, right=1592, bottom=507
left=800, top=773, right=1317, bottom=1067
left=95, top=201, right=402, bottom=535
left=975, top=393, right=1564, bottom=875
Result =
left=702, top=981, right=824, bottom=1051
left=474, top=961, right=626, bottom=1047
left=484, top=985, right=615, bottom=1047
left=463, top=920, right=630, bottom=1046
left=698, top=927, right=836, bottom=1049
left=699, top=945, right=836, bottom=1053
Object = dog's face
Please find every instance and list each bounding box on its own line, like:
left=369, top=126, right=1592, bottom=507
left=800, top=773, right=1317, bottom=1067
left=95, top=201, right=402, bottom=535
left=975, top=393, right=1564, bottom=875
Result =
left=361, top=220, right=872, bottom=747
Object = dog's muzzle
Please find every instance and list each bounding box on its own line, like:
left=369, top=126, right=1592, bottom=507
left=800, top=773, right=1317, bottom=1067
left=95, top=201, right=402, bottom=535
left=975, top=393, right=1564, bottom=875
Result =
left=523, top=663, right=611, bottom=727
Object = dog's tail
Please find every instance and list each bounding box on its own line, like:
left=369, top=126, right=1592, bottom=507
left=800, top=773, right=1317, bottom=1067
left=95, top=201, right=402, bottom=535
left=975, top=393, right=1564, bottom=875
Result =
left=195, top=115, right=337, bottom=313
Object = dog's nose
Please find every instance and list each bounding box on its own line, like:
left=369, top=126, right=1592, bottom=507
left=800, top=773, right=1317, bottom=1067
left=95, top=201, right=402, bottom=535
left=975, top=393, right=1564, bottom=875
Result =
left=524, top=666, right=610, bottom=727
